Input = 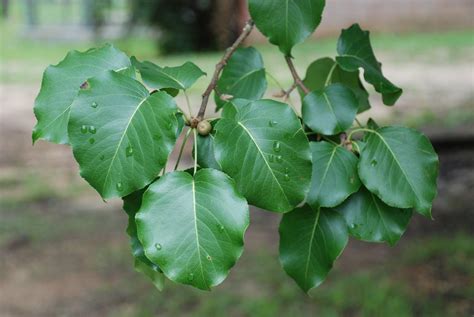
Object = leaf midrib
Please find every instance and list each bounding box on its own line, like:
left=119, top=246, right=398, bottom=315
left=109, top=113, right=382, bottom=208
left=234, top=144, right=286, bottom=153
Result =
left=304, top=207, right=321, bottom=288
left=237, top=121, right=290, bottom=207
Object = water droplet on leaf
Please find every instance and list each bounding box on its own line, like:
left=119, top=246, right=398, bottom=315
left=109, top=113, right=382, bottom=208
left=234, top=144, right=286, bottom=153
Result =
left=284, top=167, right=289, bottom=174
left=116, top=182, right=123, bottom=191
left=218, top=225, right=225, bottom=232
left=126, top=145, right=134, bottom=157
left=276, top=155, right=283, bottom=163
left=88, top=125, right=96, bottom=134
left=88, top=138, right=95, bottom=144
left=268, top=120, right=278, bottom=127
left=99, top=154, right=105, bottom=161
left=155, top=243, right=162, bottom=250
left=206, top=255, right=212, bottom=261
left=273, top=141, right=281, bottom=153
left=284, top=174, right=290, bottom=181
left=268, top=154, right=274, bottom=162
left=349, top=176, right=355, bottom=184
left=188, top=273, right=194, bottom=281
left=371, top=159, right=378, bottom=167
left=80, top=125, right=88, bottom=134
left=91, top=101, right=98, bottom=108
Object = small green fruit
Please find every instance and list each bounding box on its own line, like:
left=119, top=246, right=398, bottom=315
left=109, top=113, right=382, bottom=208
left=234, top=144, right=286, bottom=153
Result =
left=197, top=120, right=212, bottom=136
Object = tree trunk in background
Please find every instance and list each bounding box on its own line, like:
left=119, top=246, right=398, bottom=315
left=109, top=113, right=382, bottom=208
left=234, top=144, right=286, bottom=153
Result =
left=212, top=0, right=242, bottom=49
left=1, top=0, right=9, bottom=19
left=25, top=0, right=38, bottom=26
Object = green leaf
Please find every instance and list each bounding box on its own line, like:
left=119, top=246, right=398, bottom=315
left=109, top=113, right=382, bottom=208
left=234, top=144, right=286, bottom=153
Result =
left=134, top=259, right=165, bottom=291
left=32, top=44, right=131, bottom=144
left=335, top=187, right=413, bottom=246
left=358, top=127, right=439, bottom=217
left=123, top=188, right=165, bottom=291
left=367, top=118, right=380, bottom=130
left=214, top=99, right=312, bottom=212
left=214, top=47, right=267, bottom=110
left=336, top=24, right=403, bottom=106
left=68, top=71, right=181, bottom=199
left=136, top=169, right=249, bottom=290
left=132, top=57, right=205, bottom=91
left=249, top=0, right=326, bottom=56
left=308, top=141, right=361, bottom=208
left=302, top=83, right=359, bottom=135
left=279, top=205, right=348, bottom=293
left=302, top=57, right=370, bottom=113
left=195, top=121, right=221, bottom=170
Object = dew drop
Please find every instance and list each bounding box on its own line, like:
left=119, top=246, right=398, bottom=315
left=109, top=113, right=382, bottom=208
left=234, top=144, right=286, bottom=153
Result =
left=371, top=159, right=378, bottom=167
left=155, top=243, right=162, bottom=251
left=268, top=120, right=278, bottom=127
left=349, top=176, right=355, bottom=184
left=167, top=122, right=173, bottom=129
left=116, top=182, right=123, bottom=192
left=88, top=125, right=97, bottom=134
left=350, top=224, right=356, bottom=229
left=284, top=174, right=290, bottom=181
left=80, top=125, right=88, bottom=134
left=218, top=225, right=225, bottom=232
left=91, top=101, right=98, bottom=108
left=188, top=273, right=194, bottom=281
left=273, top=141, right=281, bottom=153
left=276, top=155, right=283, bottom=163
left=206, top=255, right=212, bottom=261
left=268, top=154, right=275, bottom=162
left=88, top=138, right=95, bottom=144
left=126, top=145, right=134, bottom=157
left=284, top=167, right=289, bottom=174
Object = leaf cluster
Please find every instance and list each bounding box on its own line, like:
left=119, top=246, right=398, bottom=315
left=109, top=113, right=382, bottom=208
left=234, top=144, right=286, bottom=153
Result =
left=32, top=1, right=438, bottom=293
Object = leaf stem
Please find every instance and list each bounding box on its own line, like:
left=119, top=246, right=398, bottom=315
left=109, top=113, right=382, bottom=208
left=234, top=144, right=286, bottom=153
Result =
left=355, top=117, right=363, bottom=128
left=195, top=19, right=255, bottom=122
left=324, top=63, right=337, bottom=87
left=183, top=90, right=193, bottom=118
left=285, top=56, right=310, bottom=95
left=347, top=128, right=374, bottom=142
left=193, top=129, right=198, bottom=175
left=174, top=128, right=192, bottom=171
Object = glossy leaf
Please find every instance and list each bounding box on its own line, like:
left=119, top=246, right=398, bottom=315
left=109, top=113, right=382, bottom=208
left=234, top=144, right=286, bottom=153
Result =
left=280, top=205, right=348, bottom=293
left=307, top=141, right=361, bottom=208
left=249, top=0, right=325, bottom=55
left=136, top=169, right=249, bottom=290
left=214, top=99, right=312, bottom=212
left=215, top=47, right=267, bottom=110
left=68, top=71, right=181, bottom=199
left=336, top=187, right=413, bottom=246
left=132, top=57, right=205, bottom=91
left=336, top=24, right=403, bottom=106
left=302, top=57, right=370, bottom=113
left=123, top=189, right=165, bottom=291
left=33, top=44, right=131, bottom=144
left=302, top=83, right=359, bottom=135
left=358, top=127, right=439, bottom=218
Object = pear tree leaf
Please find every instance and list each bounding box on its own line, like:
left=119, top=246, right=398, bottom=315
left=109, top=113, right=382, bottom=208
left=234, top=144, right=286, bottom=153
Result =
left=68, top=71, right=182, bottom=199
left=336, top=24, right=403, bottom=106
left=335, top=187, right=413, bottom=246
left=123, top=188, right=165, bottom=291
left=302, top=83, right=359, bottom=135
left=358, top=127, right=439, bottom=218
left=302, top=57, right=371, bottom=113
left=136, top=169, right=249, bottom=290
left=248, top=0, right=326, bottom=56
left=214, top=47, right=267, bottom=110
left=308, top=141, right=361, bottom=208
left=279, top=205, right=348, bottom=293
left=33, top=44, right=132, bottom=144
left=367, top=118, right=379, bottom=130
left=132, top=57, right=206, bottom=91
left=214, top=99, right=312, bottom=212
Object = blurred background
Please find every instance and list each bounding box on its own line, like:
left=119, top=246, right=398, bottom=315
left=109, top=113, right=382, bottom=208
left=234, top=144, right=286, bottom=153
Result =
left=0, top=0, right=473, bottom=316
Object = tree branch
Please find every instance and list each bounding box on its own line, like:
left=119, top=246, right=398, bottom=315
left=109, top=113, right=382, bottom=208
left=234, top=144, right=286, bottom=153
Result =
left=285, top=56, right=310, bottom=95
left=194, top=19, right=255, bottom=124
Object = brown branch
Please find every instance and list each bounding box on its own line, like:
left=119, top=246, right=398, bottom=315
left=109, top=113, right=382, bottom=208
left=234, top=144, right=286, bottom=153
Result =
left=285, top=56, right=310, bottom=95
left=194, top=19, right=255, bottom=124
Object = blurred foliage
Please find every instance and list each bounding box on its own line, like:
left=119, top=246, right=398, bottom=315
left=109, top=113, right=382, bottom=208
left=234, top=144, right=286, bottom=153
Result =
left=129, top=0, right=216, bottom=54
